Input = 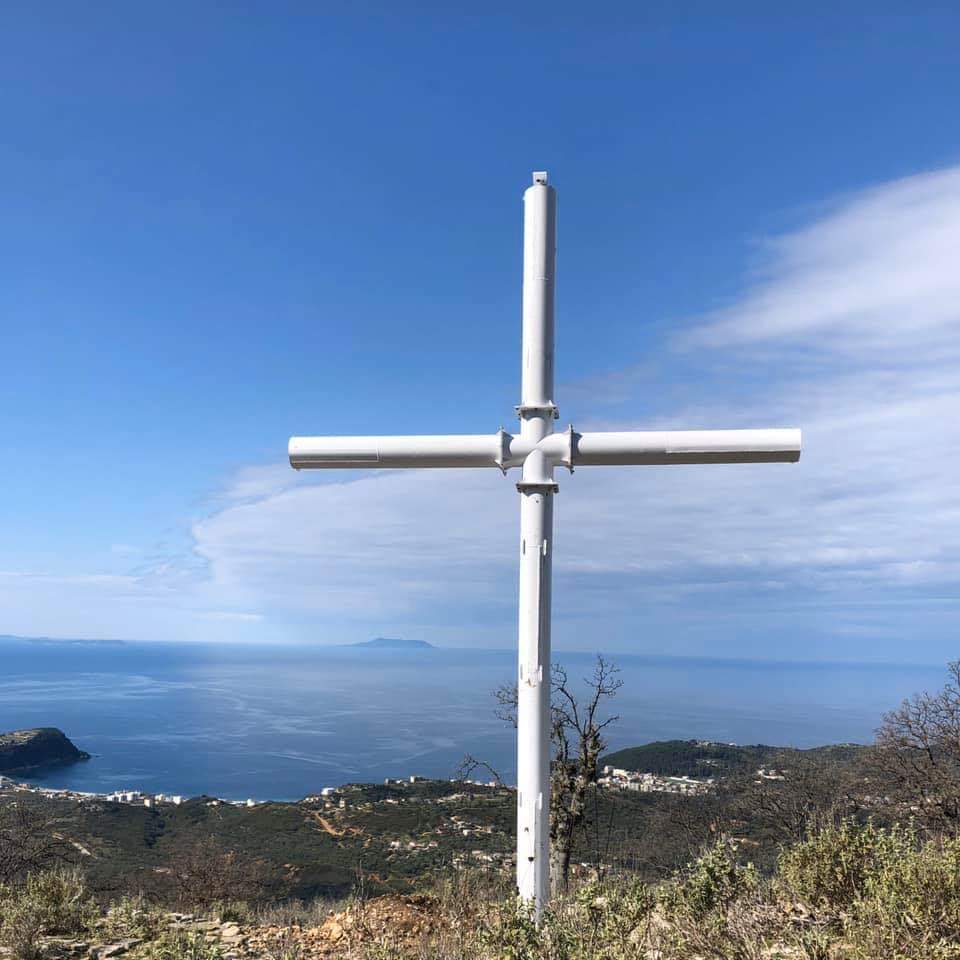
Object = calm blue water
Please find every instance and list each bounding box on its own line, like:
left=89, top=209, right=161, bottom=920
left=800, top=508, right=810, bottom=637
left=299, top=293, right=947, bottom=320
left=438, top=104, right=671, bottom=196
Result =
left=0, top=640, right=943, bottom=801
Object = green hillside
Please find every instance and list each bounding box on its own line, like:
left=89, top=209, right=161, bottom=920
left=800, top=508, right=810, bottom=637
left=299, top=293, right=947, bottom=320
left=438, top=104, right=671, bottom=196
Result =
left=601, top=739, right=867, bottom=777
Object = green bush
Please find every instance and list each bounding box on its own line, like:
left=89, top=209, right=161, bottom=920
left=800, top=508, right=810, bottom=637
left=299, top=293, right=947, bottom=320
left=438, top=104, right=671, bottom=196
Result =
left=778, top=819, right=915, bottom=911
left=0, top=899, right=46, bottom=960
left=846, top=835, right=960, bottom=959
left=27, top=868, right=98, bottom=935
left=0, top=869, right=97, bottom=960
left=474, top=897, right=542, bottom=960
left=654, top=839, right=770, bottom=959
left=467, top=882, right=655, bottom=960
left=660, top=837, right=760, bottom=920
left=569, top=878, right=655, bottom=954
left=775, top=821, right=960, bottom=958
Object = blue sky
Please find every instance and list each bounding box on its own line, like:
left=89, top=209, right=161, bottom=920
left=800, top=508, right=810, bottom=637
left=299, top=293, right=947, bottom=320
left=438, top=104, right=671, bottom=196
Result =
left=2, top=5, right=959, bottom=660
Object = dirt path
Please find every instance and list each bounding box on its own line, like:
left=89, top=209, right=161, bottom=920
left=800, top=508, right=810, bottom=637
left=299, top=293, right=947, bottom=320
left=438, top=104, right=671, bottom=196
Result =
left=308, top=811, right=363, bottom=839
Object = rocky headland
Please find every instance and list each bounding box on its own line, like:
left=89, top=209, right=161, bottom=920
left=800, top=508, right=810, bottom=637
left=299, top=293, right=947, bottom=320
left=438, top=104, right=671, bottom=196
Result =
left=0, top=728, right=90, bottom=774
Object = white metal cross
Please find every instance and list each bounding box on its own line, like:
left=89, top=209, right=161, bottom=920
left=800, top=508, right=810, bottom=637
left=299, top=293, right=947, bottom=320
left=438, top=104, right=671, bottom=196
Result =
left=288, top=172, right=801, bottom=913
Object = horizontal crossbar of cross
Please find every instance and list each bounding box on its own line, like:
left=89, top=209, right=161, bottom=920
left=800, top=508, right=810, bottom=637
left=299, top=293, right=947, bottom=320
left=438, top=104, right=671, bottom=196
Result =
left=289, top=427, right=801, bottom=472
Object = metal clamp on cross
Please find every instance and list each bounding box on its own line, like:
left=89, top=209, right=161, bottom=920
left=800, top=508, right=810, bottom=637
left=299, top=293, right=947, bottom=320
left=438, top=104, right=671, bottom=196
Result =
left=288, top=172, right=801, bottom=915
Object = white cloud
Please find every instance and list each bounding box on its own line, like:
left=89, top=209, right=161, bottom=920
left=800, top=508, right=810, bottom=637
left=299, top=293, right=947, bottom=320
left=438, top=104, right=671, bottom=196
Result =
left=683, top=165, right=960, bottom=358
left=7, top=164, right=960, bottom=656
left=191, top=470, right=517, bottom=619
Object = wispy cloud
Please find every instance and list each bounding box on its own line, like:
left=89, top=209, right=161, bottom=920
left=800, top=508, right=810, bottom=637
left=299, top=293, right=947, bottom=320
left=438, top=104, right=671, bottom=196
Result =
left=682, top=165, right=960, bottom=358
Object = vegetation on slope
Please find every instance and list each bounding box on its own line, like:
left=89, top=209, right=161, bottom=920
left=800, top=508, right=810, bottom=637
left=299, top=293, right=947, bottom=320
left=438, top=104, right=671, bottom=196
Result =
left=3, top=661, right=960, bottom=955
left=600, top=739, right=866, bottom=778
left=4, top=820, right=960, bottom=958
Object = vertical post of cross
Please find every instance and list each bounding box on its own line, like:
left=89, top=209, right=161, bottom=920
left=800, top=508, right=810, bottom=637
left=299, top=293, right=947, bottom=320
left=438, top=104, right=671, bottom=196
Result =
left=515, top=171, right=558, bottom=914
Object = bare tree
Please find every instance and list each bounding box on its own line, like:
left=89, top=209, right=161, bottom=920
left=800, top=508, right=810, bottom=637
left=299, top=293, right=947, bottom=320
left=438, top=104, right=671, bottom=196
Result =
left=493, top=655, right=622, bottom=896
left=0, top=801, right=76, bottom=885
left=872, top=660, right=960, bottom=832
left=456, top=755, right=504, bottom=786
left=163, top=835, right=269, bottom=908
left=724, top=751, right=858, bottom=846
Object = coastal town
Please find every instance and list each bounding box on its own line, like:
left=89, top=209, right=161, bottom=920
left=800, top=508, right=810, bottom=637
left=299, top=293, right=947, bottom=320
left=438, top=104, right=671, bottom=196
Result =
left=0, top=762, right=719, bottom=815
left=0, top=770, right=511, bottom=816
left=0, top=775, right=257, bottom=809
left=597, top=765, right=714, bottom=796
left=0, top=760, right=711, bottom=888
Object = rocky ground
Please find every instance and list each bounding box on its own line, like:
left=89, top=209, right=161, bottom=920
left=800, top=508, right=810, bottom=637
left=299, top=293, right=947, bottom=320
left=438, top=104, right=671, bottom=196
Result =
left=0, top=896, right=445, bottom=960
left=245, top=895, right=441, bottom=958
left=0, top=896, right=834, bottom=960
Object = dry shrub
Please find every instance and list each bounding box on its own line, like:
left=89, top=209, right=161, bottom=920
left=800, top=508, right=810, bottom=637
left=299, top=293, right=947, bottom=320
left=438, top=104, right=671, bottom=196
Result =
left=0, top=868, right=97, bottom=960
left=428, top=866, right=512, bottom=954
left=164, top=835, right=269, bottom=910
left=255, top=897, right=345, bottom=929
left=143, top=929, right=223, bottom=960
left=101, top=894, right=167, bottom=941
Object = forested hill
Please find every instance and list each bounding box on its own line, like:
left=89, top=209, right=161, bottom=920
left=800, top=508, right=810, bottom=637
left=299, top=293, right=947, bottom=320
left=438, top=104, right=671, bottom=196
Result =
left=600, top=739, right=866, bottom=777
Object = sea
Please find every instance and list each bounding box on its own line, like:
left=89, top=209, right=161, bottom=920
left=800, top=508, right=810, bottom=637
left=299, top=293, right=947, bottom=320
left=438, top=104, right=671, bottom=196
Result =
left=0, top=640, right=943, bottom=802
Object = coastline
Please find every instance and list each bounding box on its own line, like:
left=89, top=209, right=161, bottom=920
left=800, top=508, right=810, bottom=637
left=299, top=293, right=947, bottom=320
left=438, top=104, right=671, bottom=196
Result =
left=1, top=645, right=935, bottom=801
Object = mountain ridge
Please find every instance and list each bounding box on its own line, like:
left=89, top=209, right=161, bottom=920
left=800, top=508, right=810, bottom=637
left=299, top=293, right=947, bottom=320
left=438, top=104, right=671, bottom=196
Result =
left=0, top=633, right=126, bottom=647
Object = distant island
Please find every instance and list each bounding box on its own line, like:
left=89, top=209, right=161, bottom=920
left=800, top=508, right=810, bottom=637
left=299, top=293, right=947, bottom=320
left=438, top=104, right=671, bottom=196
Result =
left=0, top=633, right=126, bottom=647
left=347, top=637, right=435, bottom=650
left=0, top=728, right=90, bottom=773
